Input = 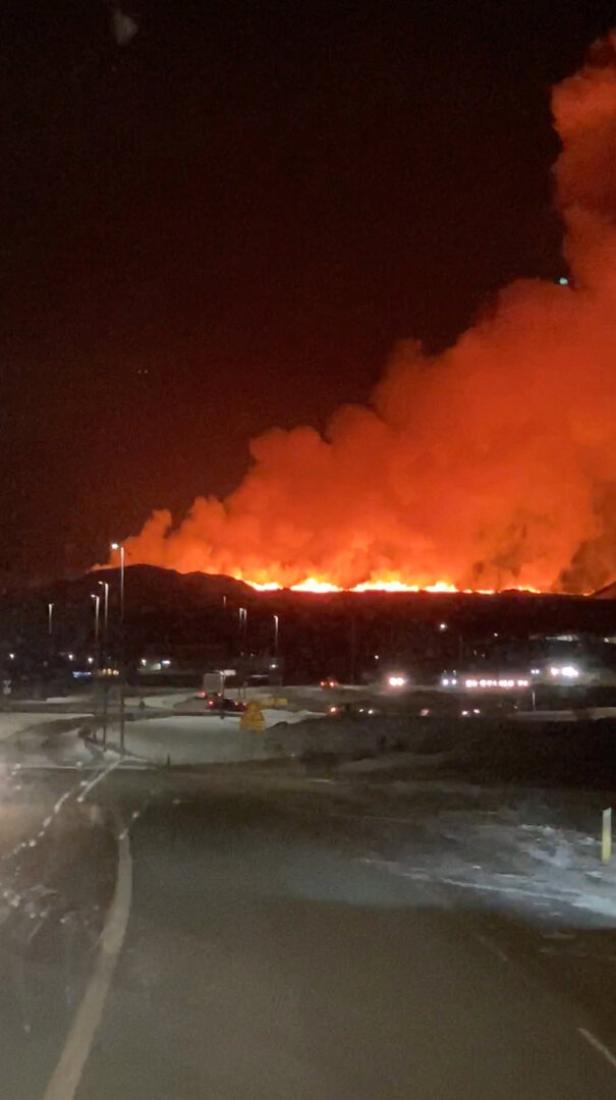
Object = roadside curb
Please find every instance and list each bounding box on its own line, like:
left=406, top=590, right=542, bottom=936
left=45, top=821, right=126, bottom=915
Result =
left=82, top=730, right=151, bottom=767
left=43, top=817, right=133, bottom=1100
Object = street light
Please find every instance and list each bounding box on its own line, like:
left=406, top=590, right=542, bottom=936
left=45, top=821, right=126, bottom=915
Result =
left=110, top=542, right=125, bottom=625
left=111, top=541, right=126, bottom=752
left=98, top=580, right=110, bottom=638
left=90, top=593, right=101, bottom=654
left=238, top=607, right=248, bottom=666
left=273, top=614, right=279, bottom=655
left=46, top=601, right=55, bottom=666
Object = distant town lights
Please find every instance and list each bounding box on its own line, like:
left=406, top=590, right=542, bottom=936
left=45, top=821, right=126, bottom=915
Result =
left=550, top=664, right=579, bottom=679
left=464, top=676, right=529, bottom=690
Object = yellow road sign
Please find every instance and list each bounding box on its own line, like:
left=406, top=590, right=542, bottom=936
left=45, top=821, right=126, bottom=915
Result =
left=240, top=700, right=265, bottom=731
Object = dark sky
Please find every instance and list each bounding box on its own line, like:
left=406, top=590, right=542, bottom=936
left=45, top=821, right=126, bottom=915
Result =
left=2, top=0, right=614, bottom=581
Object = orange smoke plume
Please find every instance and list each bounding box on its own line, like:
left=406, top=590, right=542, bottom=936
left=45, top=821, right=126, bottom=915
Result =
left=112, top=36, right=616, bottom=594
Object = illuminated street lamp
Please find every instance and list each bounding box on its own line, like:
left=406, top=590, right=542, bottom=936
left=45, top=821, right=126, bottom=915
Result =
left=238, top=607, right=248, bottom=658
left=47, top=601, right=54, bottom=637
left=90, top=593, right=101, bottom=657
left=273, top=614, right=279, bottom=655
left=111, top=541, right=126, bottom=752
left=98, top=580, right=110, bottom=639
left=110, top=542, right=125, bottom=625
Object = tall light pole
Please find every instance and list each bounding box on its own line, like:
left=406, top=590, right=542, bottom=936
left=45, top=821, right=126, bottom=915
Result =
left=110, top=542, right=125, bottom=626
left=111, top=541, right=126, bottom=751
left=238, top=608, right=248, bottom=695
left=47, top=601, right=54, bottom=666
left=273, top=614, right=279, bottom=656
left=90, top=593, right=101, bottom=658
left=98, top=580, right=109, bottom=657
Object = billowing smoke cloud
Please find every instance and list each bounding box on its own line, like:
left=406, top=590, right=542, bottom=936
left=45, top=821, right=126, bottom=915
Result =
left=114, top=36, right=616, bottom=593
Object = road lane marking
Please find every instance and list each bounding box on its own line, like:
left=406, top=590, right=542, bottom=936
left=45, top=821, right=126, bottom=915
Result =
left=42, top=822, right=133, bottom=1100
left=76, top=757, right=123, bottom=802
left=579, top=1027, right=616, bottom=1071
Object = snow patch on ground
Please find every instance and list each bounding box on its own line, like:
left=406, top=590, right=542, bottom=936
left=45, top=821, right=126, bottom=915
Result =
left=361, top=797, right=616, bottom=927
left=0, top=714, right=90, bottom=742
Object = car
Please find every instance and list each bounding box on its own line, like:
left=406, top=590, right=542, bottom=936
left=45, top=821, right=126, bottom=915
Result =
left=327, top=701, right=378, bottom=718
left=320, top=677, right=339, bottom=689
left=206, top=694, right=247, bottom=714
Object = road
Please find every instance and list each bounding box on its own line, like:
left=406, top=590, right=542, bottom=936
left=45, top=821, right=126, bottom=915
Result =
left=0, top=749, right=616, bottom=1097
left=78, top=777, right=616, bottom=1098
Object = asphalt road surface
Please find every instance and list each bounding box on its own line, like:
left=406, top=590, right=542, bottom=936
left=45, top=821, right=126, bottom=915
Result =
left=2, top=765, right=616, bottom=1099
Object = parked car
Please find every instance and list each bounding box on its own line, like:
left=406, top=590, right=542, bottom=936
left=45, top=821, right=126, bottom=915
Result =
left=327, top=700, right=378, bottom=718
left=206, top=694, right=247, bottom=714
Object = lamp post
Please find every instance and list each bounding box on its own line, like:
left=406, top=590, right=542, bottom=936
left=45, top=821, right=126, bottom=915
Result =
left=46, top=600, right=55, bottom=671
left=90, top=593, right=101, bottom=654
left=111, top=541, right=126, bottom=751
left=238, top=607, right=247, bottom=651
left=110, top=542, right=125, bottom=626
left=98, top=580, right=109, bottom=661
left=273, top=614, right=279, bottom=656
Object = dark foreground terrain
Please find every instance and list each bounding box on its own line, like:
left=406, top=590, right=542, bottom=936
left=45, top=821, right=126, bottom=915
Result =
left=2, top=722, right=616, bottom=1099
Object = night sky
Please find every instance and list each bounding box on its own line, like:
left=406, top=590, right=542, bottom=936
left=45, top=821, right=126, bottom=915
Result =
left=2, top=0, right=614, bottom=582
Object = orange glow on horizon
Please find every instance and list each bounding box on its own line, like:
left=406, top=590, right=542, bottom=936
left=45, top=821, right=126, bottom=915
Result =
left=236, top=575, right=543, bottom=595
left=101, top=546, right=548, bottom=594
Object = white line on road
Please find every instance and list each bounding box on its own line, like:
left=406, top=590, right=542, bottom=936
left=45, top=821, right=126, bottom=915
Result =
left=42, top=823, right=133, bottom=1100
left=76, top=757, right=123, bottom=802
left=578, top=1027, right=616, bottom=1072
